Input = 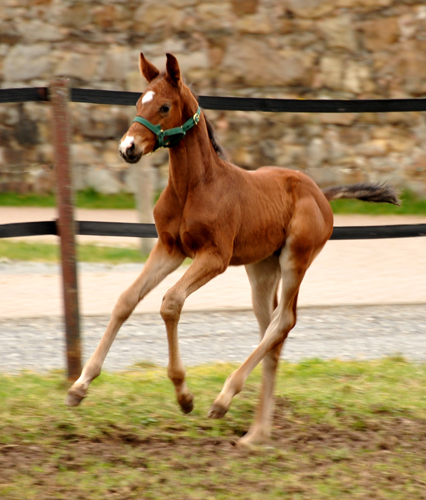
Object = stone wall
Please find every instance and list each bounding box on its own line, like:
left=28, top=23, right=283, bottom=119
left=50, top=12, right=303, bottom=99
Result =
left=1, top=0, right=426, bottom=196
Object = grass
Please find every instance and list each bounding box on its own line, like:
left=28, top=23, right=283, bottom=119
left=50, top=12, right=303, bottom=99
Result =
left=0, top=188, right=425, bottom=214
left=0, top=188, right=136, bottom=209
left=0, top=240, right=148, bottom=264
left=1, top=358, right=426, bottom=499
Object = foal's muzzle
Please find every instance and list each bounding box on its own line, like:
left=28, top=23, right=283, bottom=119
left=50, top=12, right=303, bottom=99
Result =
left=118, top=140, right=142, bottom=164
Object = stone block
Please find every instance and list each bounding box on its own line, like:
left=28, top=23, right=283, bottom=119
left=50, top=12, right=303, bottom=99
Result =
left=3, top=44, right=51, bottom=81
left=285, top=0, right=334, bottom=19
left=0, top=24, right=21, bottom=45
left=36, top=144, right=54, bottom=164
left=85, top=166, right=122, bottom=194
left=168, top=0, right=197, bottom=6
left=338, top=127, right=366, bottom=146
left=101, top=140, right=126, bottom=170
left=71, top=144, right=99, bottom=166
left=197, top=3, right=234, bottom=31
left=222, top=39, right=313, bottom=87
left=229, top=147, right=256, bottom=169
left=318, top=16, right=357, bottom=52
left=355, top=139, right=389, bottom=157
left=73, top=107, right=127, bottom=140
left=236, top=13, right=275, bottom=35
left=343, top=61, right=376, bottom=94
left=319, top=56, right=343, bottom=91
left=55, top=53, right=99, bottom=82
left=17, top=20, right=65, bottom=42
left=276, top=144, right=305, bottom=167
left=358, top=17, right=399, bottom=52
left=92, top=5, right=128, bottom=30
left=30, top=167, right=56, bottom=195
left=341, top=0, right=393, bottom=7
left=231, top=0, right=259, bottom=15
left=134, top=2, right=184, bottom=32
left=307, top=138, right=328, bottom=168
left=99, top=48, right=131, bottom=82
left=175, top=51, right=209, bottom=75
left=126, top=72, right=147, bottom=93
left=320, top=113, right=357, bottom=126
left=59, top=3, right=92, bottom=28
left=396, top=40, right=426, bottom=95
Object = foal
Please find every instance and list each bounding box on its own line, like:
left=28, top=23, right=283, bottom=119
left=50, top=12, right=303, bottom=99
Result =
left=66, top=53, right=399, bottom=446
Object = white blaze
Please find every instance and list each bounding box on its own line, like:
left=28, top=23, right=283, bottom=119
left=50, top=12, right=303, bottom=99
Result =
left=142, top=91, right=155, bottom=104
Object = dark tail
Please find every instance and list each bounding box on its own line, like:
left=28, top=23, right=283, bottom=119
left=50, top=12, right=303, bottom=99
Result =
left=322, top=183, right=400, bottom=206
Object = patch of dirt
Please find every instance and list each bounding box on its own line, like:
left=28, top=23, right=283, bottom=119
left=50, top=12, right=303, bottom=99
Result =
left=2, top=401, right=426, bottom=499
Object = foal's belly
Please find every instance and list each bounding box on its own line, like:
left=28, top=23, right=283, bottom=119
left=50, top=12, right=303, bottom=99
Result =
left=229, top=228, right=286, bottom=266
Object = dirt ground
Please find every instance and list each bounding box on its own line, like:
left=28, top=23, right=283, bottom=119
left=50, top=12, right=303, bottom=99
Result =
left=2, top=399, right=426, bottom=500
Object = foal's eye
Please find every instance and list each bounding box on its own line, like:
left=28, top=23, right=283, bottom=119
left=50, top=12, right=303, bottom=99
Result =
left=160, top=104, right=171, bottom=113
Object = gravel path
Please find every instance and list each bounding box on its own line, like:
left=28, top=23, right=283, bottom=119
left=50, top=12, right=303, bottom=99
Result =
left=1, top=305, right=425, bottom=373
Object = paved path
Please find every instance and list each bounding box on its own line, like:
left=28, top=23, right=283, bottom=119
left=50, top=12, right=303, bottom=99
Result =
left=0, top=208, right=425, bottom=372
left=2, top=306, right=425, bottom=372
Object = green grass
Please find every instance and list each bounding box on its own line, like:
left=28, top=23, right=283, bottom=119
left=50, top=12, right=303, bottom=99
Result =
left=1, top=358, right=426, bottom=499
left=0, top=188, right=136, bottom=209
left=1, top=188, right=425, bottom=214
left=0, top=240, right=147, bottom=264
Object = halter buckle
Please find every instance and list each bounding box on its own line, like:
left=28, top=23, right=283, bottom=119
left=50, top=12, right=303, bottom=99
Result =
left=193, top=110, right=201, bottom=125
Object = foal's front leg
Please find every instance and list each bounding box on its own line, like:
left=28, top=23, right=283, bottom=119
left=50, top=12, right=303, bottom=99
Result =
left=160, top=249, right=228, bottom=413
left=66, top=242, right=184, bottom=407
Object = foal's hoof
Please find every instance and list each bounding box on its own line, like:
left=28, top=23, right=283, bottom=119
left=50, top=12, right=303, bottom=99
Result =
left=179, top=394, right=194, bottom=414
left=237, top=432, right=269, bottom=448
left=208, top=403, right=228, bottom=419
left=65, top=389, right=85, bottom=407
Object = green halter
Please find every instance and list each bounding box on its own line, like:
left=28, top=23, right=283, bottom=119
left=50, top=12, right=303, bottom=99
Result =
left=132, top=106, right=201, bottom=151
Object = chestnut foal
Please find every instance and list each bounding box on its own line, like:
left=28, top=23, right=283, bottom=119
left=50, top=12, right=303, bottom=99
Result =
left=66, top=53, right=399, bottom=446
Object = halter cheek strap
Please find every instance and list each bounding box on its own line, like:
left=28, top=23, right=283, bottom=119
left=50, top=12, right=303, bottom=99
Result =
left=132, top=106, right=201, bottom=151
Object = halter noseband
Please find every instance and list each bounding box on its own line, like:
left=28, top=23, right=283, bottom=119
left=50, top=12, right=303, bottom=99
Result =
left=132, top=106, right=201, bottom=151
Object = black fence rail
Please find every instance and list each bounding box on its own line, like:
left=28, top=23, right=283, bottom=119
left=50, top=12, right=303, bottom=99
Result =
left=3, top=86, right=426, bottom=113
left=1, top=220, right=425, bottom=241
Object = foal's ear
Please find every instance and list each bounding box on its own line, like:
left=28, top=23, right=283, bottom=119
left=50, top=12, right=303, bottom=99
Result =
left=165, top=53, right=181, bottom=87
left=139, top=53, right=160, bottom=82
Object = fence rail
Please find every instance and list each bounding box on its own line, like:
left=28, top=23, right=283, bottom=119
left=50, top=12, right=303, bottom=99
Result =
left=1, top=220, right=425, bottom=241
left=3, top=86, right=426, bottom=113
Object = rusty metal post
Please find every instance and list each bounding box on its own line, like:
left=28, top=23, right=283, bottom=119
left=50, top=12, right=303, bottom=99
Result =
left=50, top=79, right=82, bottom=381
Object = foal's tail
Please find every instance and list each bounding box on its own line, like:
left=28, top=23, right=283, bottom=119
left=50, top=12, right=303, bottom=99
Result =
left=322, top=183, right=400, bottom=206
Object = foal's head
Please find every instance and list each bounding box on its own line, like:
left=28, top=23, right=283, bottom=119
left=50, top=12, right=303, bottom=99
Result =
left=119, top=53, right=200, bottom=164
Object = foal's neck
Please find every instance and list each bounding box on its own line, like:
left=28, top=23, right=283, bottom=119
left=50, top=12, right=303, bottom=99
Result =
left=168, top=112, right=221, bottom=205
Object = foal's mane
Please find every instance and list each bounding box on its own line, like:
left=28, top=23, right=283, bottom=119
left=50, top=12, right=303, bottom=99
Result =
left=189, top=88, right=227, bottom=160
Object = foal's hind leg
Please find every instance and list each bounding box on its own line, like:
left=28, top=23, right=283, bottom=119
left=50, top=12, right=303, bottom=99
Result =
left=208, top=242, right=317, bottom=445
left=246, top=255, right=281, bottom=335
left=66, top=242, right=184, bottom=406
left=241, top=256, right=283, bottom=445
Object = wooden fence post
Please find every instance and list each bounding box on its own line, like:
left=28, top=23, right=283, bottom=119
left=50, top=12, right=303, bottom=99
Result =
left=50, top=79, right=82, bottom=381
